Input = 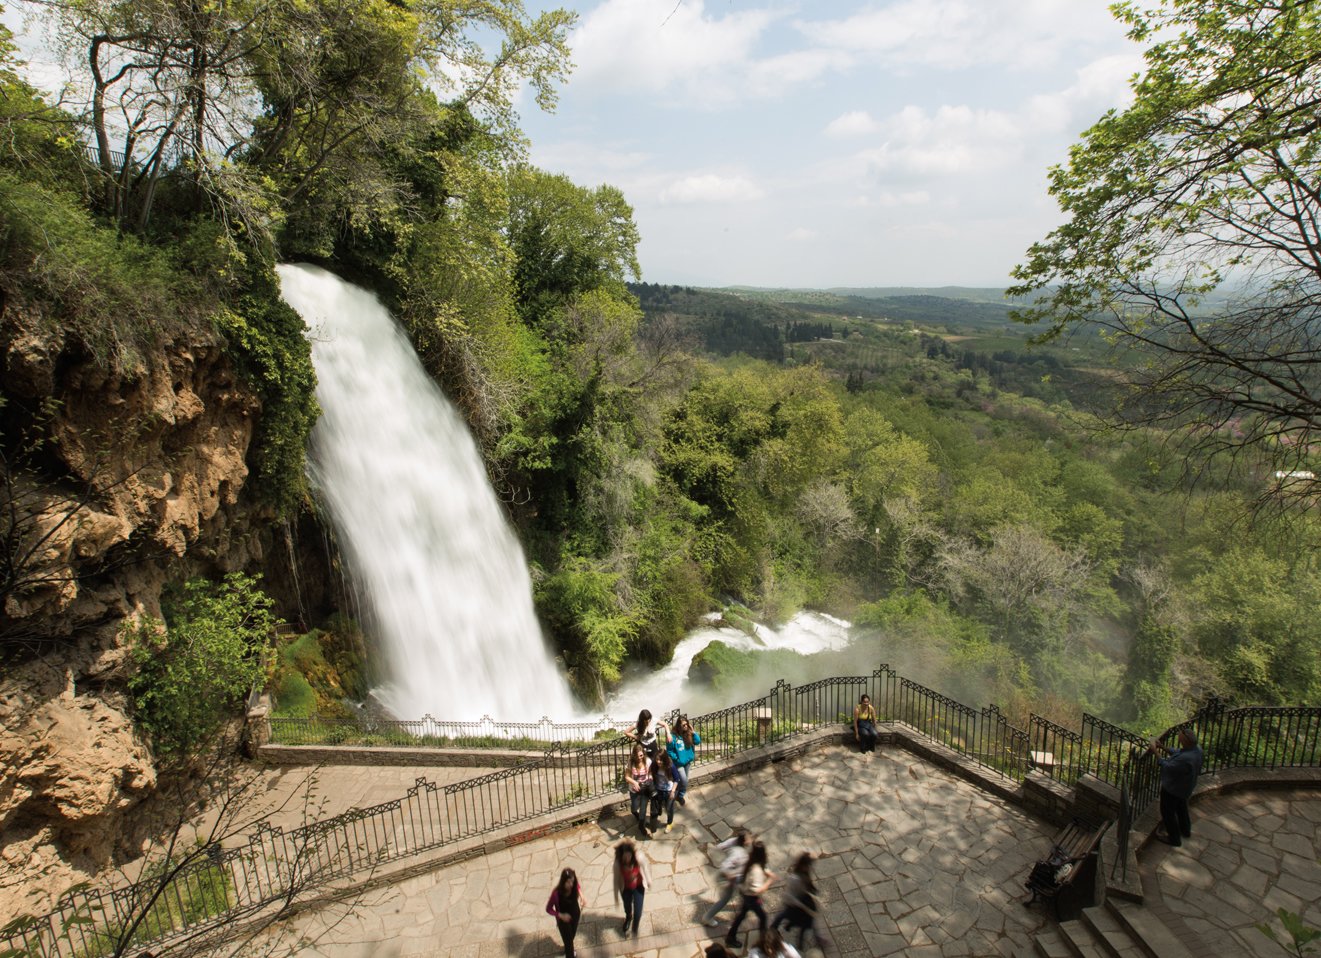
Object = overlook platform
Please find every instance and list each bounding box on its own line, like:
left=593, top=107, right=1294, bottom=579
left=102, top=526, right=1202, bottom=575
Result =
left=275, top=744, right=1058, bottom=958
left=253, top=747, right=1321, bottom=958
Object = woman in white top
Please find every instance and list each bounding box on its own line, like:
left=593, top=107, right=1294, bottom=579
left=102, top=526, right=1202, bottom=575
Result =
left=624, top=708, right=667, bottom=757
left=724, top=839, right=775, bottom=947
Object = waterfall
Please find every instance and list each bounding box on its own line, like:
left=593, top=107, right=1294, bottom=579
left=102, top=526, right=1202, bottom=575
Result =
left=276, top=264, right=577, bottom=721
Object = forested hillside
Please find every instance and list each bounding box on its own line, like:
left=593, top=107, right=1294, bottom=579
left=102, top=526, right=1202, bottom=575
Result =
left=4, top=0, right=1319, bottom=781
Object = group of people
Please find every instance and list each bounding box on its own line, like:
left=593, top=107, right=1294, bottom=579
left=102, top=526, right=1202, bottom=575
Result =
left=623, top=709, right=700, bottom=836
left=704, top=829, right=830, bottom=954
left=547, top=832, right=828, bottom=957
left=543, top=843, right=654, bottom=958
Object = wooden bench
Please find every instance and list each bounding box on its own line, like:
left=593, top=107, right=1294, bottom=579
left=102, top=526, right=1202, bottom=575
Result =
left=1022, top=816, right=1110, bottom=920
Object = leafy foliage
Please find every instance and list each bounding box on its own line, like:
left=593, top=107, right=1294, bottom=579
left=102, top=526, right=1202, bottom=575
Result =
left=126, top=573, right=277, bottom=753
left=1010, top=0, right=1321, bottom=505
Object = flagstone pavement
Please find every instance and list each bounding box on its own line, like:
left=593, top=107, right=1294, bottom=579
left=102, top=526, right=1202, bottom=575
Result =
left=273, top=746, right=1057, bottom=958
left=1151, top=787, right=1321, bottom=958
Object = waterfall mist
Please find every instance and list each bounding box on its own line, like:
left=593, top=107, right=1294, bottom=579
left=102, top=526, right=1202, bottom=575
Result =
left=277, top=264, right=577, bottom=721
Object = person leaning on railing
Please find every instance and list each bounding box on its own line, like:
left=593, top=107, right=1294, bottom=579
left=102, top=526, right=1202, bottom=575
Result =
left=667, top=715, right=701, bottom=807
left=1148, top=728, right=1204, bottom=848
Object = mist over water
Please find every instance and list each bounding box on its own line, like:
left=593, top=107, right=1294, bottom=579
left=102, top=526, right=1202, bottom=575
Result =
left=607, top=611, right=851, bottom=720
left=277, top=264, right=577, bottom=721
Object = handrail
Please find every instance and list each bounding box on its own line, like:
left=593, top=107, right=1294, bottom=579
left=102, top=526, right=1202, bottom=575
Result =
left=7, top=669, right=1319, bottom=958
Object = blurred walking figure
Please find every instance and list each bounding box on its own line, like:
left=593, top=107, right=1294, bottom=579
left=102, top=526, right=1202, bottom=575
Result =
left=750, top=928, right=802, bottom=958
left=853, top=694, right=877, bottom=753
left=773, top=853, right=830, bottom=951
left=668, top=715, right=701, bottom=806
left=624, top=743, right=654, bottom=837
left=613, top=840, right=651, bottom=936
left=725, top=839, right=775, bottom=948
left=702, top=829, right=751, bottom=927
left=545, top=867, right=586, bottom=958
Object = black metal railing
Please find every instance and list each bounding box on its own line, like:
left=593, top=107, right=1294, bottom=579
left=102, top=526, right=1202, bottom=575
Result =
left=267, top=712, right=622, bottom=748
left=7, top=669, right=1318, bottom=958
left=1113, top=699, right=1321, bottom=871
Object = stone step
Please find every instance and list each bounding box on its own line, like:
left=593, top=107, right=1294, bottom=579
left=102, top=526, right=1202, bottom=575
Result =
left=1058, top=918, right=1112, bottom=958
left=1034, top=927, right=1074, bottom=958
left=1106, top=899, right=1199, bottom=958
left=1082, top=904, right=1140, bottom=958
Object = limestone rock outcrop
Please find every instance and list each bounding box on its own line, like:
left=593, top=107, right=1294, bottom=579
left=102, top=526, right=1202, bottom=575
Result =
left=0, top=303, right=274, bottom=918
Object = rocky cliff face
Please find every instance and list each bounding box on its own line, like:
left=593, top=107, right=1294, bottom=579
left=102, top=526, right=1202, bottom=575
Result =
left=0, top=303, right=278, bottom=917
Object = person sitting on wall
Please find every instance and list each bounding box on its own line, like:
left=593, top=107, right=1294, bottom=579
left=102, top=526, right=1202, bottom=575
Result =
left=1148, top=728, right=1204, bottom=848
left=853, top=694, right=878, bottom=753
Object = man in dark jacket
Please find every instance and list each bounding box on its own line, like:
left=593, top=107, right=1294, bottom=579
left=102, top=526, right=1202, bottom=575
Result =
left=1149, top=728, right=1204, bottom=847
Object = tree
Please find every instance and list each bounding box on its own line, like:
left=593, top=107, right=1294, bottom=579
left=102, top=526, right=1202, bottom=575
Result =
left=1010, top=0, right=1321, bottom=504
left=506, top=166, right=642, bottom=327
left=27, top=0, right=574, bottom=239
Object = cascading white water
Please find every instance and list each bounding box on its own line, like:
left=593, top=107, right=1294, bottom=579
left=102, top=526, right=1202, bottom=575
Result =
left=276, top=264, right=577, bottom=721
left=606, top=611, right=851, bottom=719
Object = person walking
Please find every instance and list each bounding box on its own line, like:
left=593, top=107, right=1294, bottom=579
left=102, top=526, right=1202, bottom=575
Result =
left=1149, top=728, right=1205, bottom=847
left=853, top=694, right=877, bottom=753
left=702, top=829, right=750, bottom=927
left=649, top=749, right=678, bottom=833
left=749, top=928, right=802, bottom=958
left=545, top=867, right=586, bottom=958
left=613, top=840, right=651, bottom=936
left=668, top=715, right=701, bottom=807
left=624, top=743, right=654, bottom=837
left=772, top=853, right=829, bottom=951
left=725, top=840, right=775, bottom=949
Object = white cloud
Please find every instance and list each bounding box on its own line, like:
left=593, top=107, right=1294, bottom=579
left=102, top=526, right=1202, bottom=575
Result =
left=850, top=190, right=931, bottom=208
left=569, top=0, right=775, bottom=98
left=658, top=173, right=765, bottom=205
left=786, top=227, right=818, bottom=241
left=798, top=0, right=1126, bottom=71
left=826, top=111, right=880, bottom=138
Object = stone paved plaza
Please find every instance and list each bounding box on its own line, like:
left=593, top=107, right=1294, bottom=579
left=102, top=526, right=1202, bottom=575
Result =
left=276, top=746, right=1056, bottom=958
left=1152, top=788, right=1321, bottom=958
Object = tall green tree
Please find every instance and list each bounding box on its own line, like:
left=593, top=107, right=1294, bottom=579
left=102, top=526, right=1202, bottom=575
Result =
left=1010, top=0, right=1321, bottom=503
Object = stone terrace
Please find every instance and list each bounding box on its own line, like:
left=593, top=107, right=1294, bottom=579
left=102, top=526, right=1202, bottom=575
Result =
left=275, top=745, right=1056, bottom=958
left=1151, top=787, right=1321, bottom=958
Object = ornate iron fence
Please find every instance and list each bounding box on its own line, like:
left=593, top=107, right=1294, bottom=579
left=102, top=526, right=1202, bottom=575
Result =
left=267, top=712, right=622, bottom=748
left=7, top=671, right=1319, bottom=958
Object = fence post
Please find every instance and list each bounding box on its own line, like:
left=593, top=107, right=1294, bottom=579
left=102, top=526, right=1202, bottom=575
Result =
left=767, top=679, right=791, bottom=742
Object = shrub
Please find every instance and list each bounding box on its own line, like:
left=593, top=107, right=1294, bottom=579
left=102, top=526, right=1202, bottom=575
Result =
left=126, top=573, right=277, bottom=754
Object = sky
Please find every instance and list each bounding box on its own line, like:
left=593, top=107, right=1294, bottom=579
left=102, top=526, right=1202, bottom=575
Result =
left=3, top=0, right=1146, bottom=290
left=515, top=0, right=1145, bottom=288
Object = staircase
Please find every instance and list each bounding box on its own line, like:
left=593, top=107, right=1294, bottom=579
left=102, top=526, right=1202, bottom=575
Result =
left=1015, top=897, right=1199, bottom=958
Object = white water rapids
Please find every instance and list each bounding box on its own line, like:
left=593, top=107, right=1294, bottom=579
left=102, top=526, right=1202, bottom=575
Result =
left=277, top=264, right=577, bottom=720
left=607, top=611, right=851, bottom=719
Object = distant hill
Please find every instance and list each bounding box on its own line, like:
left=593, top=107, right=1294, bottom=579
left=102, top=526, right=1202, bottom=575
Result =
left=717, top=285, right=1016, bottom=304
left=694, top=286, right=1020, bottom=332
left=627, top=282, right=1031, bottom=362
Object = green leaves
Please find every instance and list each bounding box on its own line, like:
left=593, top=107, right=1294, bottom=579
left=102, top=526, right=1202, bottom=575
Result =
left=1258, top=906, right=1321, bottom=956
left=126, top=572, right=278, bottom=754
